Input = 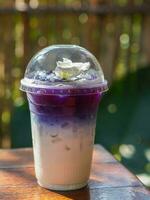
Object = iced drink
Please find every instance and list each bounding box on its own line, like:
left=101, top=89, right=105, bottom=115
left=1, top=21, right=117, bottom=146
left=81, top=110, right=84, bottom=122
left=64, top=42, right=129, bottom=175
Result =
left=20, top=45, right=108, bottom=191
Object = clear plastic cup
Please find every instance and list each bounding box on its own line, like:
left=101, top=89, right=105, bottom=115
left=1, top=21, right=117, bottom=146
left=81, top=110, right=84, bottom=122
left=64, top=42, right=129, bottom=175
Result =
left=20, top=45, right=108, bottom=191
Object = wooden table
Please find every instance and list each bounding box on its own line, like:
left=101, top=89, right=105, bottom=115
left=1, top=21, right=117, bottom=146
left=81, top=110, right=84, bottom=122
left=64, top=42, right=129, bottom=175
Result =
left=0, top=145, right=150, bottom=200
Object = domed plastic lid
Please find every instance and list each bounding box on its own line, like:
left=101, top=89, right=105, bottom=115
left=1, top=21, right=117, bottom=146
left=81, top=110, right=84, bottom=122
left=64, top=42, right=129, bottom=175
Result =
left=20, top=45, right=108, bottom=95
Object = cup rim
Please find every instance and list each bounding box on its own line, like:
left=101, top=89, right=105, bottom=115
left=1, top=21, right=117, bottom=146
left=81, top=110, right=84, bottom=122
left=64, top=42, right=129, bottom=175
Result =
left=20, top=79, right=108, bottom=95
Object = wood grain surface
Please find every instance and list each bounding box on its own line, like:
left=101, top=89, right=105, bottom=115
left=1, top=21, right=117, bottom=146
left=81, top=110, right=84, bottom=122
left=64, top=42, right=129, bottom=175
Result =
left=0, top=145, right=149, bottom=200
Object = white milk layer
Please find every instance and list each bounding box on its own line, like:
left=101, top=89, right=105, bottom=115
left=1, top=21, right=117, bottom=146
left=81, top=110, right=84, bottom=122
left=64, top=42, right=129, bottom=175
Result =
left=31, top=115, right=95, bottom=190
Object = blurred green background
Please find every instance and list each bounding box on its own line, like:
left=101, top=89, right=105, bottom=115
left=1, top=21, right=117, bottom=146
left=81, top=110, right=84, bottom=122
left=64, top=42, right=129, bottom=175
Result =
left=0, top=0, right=150, bottom=187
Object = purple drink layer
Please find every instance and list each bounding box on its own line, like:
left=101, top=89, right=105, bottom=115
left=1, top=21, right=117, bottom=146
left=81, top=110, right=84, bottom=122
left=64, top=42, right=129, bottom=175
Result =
left=27, top=91, right=102, bottom=118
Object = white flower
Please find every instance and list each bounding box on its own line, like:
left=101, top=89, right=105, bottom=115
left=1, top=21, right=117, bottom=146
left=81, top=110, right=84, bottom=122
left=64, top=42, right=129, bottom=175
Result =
left=54, top=58, right=90, bottom=80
